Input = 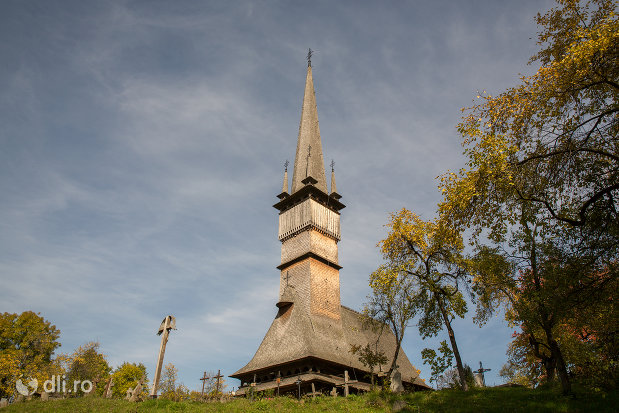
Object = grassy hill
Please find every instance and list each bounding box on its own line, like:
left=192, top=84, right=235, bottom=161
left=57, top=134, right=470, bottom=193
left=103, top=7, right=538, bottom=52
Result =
left=3, top=386, right=616, bottom=412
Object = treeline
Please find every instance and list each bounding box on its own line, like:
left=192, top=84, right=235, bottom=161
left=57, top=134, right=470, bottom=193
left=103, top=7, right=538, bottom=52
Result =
left=0, top=311, right=227, bottom=402
left=365, top=0, right=617, bottom=395
left=0, top=311, right=147, bottom=399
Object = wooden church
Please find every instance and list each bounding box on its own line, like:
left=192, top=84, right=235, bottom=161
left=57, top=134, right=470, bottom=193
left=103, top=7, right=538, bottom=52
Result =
left=230, top=57, right=428, bottom=396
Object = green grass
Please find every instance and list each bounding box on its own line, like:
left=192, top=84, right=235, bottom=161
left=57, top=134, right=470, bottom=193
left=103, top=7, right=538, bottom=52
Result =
left=3, top=386, right=617, bottom=412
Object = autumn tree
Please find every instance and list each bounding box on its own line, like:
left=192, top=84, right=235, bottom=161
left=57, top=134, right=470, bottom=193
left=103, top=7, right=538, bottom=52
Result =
left=111, top=362, right=148, bottom=399
left=60, top=342, right=111, bottom=395
left=438, top=0, right=618, bottom=395
left=0, top=311, right=62, bottom=398
left=365, top=263, right=417, bottom=380
left=373, top=209, right=471, bottom=390
left=441, top=0, right=618, bottom=240
left=495, top=256, right=618, bottom=389
left=159, top=363, right=189, bottom=401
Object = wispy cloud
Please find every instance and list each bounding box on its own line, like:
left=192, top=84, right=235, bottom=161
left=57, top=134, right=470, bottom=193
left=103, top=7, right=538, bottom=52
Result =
left=1, top=0, right=554, bottom=388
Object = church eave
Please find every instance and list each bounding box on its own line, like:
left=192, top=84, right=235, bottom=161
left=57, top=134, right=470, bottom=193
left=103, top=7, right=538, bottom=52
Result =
left=273, top=184, right=345, bottom=212
left=277, top=252, right=342, bottom=271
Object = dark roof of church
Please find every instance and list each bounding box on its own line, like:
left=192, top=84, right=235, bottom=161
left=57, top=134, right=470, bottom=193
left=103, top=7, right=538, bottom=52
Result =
left=230, top=302, right=428, bottom=388
left=290, top=66, right=328, bottom=194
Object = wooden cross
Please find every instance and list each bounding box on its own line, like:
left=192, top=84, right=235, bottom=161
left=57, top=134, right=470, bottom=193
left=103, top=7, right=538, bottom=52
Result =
left=473, top=361, right=491, bottom=387
left=295, top=374, right=302, bottom=400
left=200, top=372, right=209, bottom=398
left=308, top=382, right=322, bottom=398
left=103, top=377, right=114, bottom=399
left=150, top=315, right=176, bottom=398
left=214, top=369, right=224, bottom=394
left=336, top=370, right=358, bottom=397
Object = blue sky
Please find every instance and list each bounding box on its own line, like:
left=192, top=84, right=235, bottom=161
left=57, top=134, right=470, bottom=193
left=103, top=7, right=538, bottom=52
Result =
left=1, top=0, right=556, bottom=391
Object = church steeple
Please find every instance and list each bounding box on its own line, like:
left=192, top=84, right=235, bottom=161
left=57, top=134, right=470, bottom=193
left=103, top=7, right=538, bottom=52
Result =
left=231, top=56, right=429, bottom=395
left=290, top=63, right=328, bottom=194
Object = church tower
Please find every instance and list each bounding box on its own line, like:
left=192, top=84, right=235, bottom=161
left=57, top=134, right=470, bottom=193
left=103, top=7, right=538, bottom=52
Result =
left=230, top=55, right=427, bottom=395
left=274, top=59, right=345, bottom=323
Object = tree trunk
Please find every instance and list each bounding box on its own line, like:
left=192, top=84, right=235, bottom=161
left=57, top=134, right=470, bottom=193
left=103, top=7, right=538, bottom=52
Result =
left=437, top=296, right=468, bottom=391
left=388, top=336, right=402, bottom=377
left=543, top=327, right=571, bottom=395
left=528, top=332, right=556, bottom=382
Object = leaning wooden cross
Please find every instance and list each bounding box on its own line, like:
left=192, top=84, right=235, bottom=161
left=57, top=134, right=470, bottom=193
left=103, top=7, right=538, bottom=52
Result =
left=150, top=315, right=177, bottom=398
left=200, top=371, right=209, bottom=399
left=103, top=377, right=114, bottom=398
left=129, top=374, right=146, bottom=402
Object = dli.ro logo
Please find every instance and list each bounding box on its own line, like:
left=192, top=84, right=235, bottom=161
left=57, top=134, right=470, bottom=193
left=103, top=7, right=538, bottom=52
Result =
left=16, top=375, right=92, bottom=396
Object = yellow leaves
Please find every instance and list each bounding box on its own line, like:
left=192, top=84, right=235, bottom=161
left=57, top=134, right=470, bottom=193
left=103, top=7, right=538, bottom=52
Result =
left=0, top=350, right=20, bottom=398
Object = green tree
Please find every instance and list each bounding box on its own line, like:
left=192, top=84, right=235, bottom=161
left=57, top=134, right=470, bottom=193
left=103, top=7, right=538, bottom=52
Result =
left=421, top=340, right=454, bottom=384
left=350, top=343, right=388, bottom=388
left=436, top=364, right=477, bottom=390
left=374, top=209, right=471, bottom=390
left=0, top=311, right=62, bottom=398
left=61, top=342, right=111, bottom=396
left=111, top=362, right=148, bottom=399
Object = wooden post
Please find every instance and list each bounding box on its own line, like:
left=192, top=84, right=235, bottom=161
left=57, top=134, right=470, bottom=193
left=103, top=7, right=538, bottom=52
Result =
left=276, top=371, right=281, bottom=397
left=150, top=315, right=176, bottom=398
left=344, top=370, right=349, bottom=397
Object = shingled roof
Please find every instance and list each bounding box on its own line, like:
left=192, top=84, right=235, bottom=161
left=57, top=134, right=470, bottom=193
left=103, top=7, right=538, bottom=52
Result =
left=230, top=300, right=427, bottom=388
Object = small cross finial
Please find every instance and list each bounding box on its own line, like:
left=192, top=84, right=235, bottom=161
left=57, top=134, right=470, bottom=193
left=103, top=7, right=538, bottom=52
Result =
left=330, top=159, right=335, bottom=172
left=284, top=160, right=289, bottom=172
left=307, top=48, right=313, bottom=67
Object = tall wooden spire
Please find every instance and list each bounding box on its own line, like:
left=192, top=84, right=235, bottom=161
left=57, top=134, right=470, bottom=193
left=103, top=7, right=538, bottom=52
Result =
left=290, top=65, right=327, bottom=194
left=230, top=60, right=429, bottom=396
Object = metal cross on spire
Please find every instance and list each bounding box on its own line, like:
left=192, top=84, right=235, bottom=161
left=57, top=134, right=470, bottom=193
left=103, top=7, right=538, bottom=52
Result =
left=330, top=159, right=335, bottom=172
left=305, top=144, right=312, bottom=178
left=307, top=48, right=314, bottom=67
left=284, top=159, right=289, bottom=172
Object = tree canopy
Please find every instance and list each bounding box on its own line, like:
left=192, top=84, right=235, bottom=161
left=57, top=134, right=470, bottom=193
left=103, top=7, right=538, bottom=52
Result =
left=436, top=0, right=617, bottom=394
left=440, top=0, right=618, bottom=241
left=369, top=209, right=471, bottom=390
left=0, top=311, right=62, bottom=398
